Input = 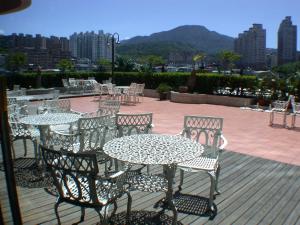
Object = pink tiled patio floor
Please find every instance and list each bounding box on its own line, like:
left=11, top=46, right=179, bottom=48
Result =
left=71, top=96, right=300, bottom=166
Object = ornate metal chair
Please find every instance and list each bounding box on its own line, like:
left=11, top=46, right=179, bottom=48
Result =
left=122, top=83, right=137, bottom=105
left=115, top=112, right=153, bottom=137
left=41, top=146, right=132, bottom=225
left=269, top=96, right=292, bottom=128
left=291, top=96, right=300, bottom=128
left=47, top=115, right=113, bottom=172
left=98, top=99, right=121, bottom=117
left=135, top=83, right=145, bottom=103
left=115, top=112, right=153, bottom=173
left=8, top=109, right=40, bottom=162
left=177, top=115, right=228, bottom=214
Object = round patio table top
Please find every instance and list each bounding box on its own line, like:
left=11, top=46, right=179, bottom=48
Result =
left=20, top=112, right=81, bottom=126
left=103, top=134, right=204, bottom=165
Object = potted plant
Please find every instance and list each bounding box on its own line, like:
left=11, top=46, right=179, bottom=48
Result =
left=156, top=83, right=172, bottom=100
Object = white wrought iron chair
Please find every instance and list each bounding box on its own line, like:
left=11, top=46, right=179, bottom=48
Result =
left=291, top=96, right=300, bottom=128
left=98, top=99, right=121, bottom=117
left=177, top=115, right=227, bottom=214
left=135, top=83, right=145, bottom=103
left=8, top=108, right=40, bottom=162
left=47, top=115, right=113, bottom=172
left=269, top=96, right=292, bottom=128
left=122, top=83, right=137, bottom=105
left=41, top=146, right=132, bottom=225
left=115, top=112, right=153, bottom=174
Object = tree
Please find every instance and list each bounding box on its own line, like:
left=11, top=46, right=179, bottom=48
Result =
left=115, top=56, right=135, bottom=72
left=57, top=59, right=74, bottom=73
left=217, top=51, right=241, bottom=75
left=140, top=55, right=165, bottom=72
left=192, top=53, right=206, bottom=71
left=5, top=52, right=27, bottom=72
left=97, top=58, right=111, bottom=72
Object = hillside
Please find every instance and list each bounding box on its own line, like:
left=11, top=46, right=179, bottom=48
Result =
left=118, top=25, right=234, bottom=58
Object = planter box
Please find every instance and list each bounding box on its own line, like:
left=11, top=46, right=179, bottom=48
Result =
left=170, top=91, right=255, bottom=107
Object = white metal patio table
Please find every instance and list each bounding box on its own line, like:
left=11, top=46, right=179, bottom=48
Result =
left=20, top=113, right=81, bottom=160
left=103, top=133, right=204, bottom=224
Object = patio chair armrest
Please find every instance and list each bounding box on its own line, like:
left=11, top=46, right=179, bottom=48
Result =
left=70, top=109, right=85, bottom=116
left=219, top=134, right=228, bottom=150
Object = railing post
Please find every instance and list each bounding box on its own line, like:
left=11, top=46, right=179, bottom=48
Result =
left=0, top=77, right=22, bottom=224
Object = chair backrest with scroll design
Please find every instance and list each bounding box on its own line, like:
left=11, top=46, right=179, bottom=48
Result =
left=98, top=99, right=120, bottom=117
left=77, top=115, right=111, bottom=153
left=42, top=146, right=100, bottom=205
left=182, top=115, right=224, bottom=158
left=115, top=112, right=153, bottom=137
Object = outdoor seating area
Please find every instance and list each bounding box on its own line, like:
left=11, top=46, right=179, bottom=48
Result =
left=1, top=95, right=300, bottom=225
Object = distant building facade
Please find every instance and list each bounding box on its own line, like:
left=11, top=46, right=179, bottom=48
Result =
left=234, top=24, right=266, bottom=70
left=0, top=33, right=71, bottom=69
left=69, top=30, right=112, bottom=63
left=277, top=16, right=297, bottom=65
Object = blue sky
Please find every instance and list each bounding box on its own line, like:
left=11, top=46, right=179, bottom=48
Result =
left=1, top=0, right=299, bottom=49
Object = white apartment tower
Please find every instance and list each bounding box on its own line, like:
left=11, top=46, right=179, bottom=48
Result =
left=234, top=24, right=266, bottom=70
left=277, top=16, right=297, bottom=65
left=69, top=30, right=112, bottom=62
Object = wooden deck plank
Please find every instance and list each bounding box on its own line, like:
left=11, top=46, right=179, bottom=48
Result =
left=201, top=159, right=284, bottom=225
left=223, top=165, right=300, bottom=225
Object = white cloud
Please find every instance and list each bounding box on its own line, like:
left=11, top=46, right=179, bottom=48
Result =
left=0, top=29, right=5, bottom=35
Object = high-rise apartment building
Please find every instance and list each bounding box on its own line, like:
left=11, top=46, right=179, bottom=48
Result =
left=234, top=24, right=266, bottom=70
left=277, top=16, right=297, bottom=65
left=69, top=30, right=112, bottom=62
left=0, top=33, right=71, bottom=69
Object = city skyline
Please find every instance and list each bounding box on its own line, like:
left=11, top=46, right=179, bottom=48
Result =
left=0, top=0, right=299, bottom=50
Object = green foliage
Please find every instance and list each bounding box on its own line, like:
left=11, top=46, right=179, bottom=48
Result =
left=5, top=52, right=27, bottom=72
left=115, top=56, right=135, bottom=72
left=118, top=41, right=197, bottom=60
left=57, top=59, right=74, bottom=73
left=272, top=61, right=300, bottom=76
left=156, top=83, right=172, bottom=93
left=217, top=50, right=241, bottom=74
left=96, top=58, right=111, bottom=72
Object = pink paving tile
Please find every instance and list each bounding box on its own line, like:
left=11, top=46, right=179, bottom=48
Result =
left=70, top=96, right=300, bottom=166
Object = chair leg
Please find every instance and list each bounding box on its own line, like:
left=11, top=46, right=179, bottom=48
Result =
left=269, top=112, right=274, bottom=126
left=112, top=202, right=118, bottom=217
left=54, top=198, right=63, bottom=225
left=178, top=169, right=184, bottom=191
left=79, top=207, right=85, bottom=223
left=207, top=171, right=216, bottom=212
left=215, top=165, right=221, bottom=195
left=126, top=191, right=132, bottom=224
left=291, top=114, right=296, bottom=128
left=95, top=208, right=105, bottom=225
left=283, top=113, right=287, bottom=128
left=11, top=140, right=16, bottom=159
left=33, top=140, right=39, bottom=165
left=22, top=139, right=28, bottom=157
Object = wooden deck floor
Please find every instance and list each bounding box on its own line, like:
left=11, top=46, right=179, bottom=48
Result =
left=1, top=144, right=300, bottom=225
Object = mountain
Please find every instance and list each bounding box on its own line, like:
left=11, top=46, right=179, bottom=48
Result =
left=118, top=25, right=234, bottom=59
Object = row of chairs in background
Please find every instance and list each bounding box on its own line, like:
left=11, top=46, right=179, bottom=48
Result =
left=269, top=95, right=300, bottom=128
left=95, top=82, right=145, bottom=105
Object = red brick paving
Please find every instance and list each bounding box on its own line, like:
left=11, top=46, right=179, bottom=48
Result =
left=71, top=96, right=300, bottom=166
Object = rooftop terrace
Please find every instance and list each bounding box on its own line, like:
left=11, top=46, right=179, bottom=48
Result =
left=1, top=96, right=300, bottom=224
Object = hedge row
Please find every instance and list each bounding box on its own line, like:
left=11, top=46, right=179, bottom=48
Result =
left=5, top=71, right=257, bottom=96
